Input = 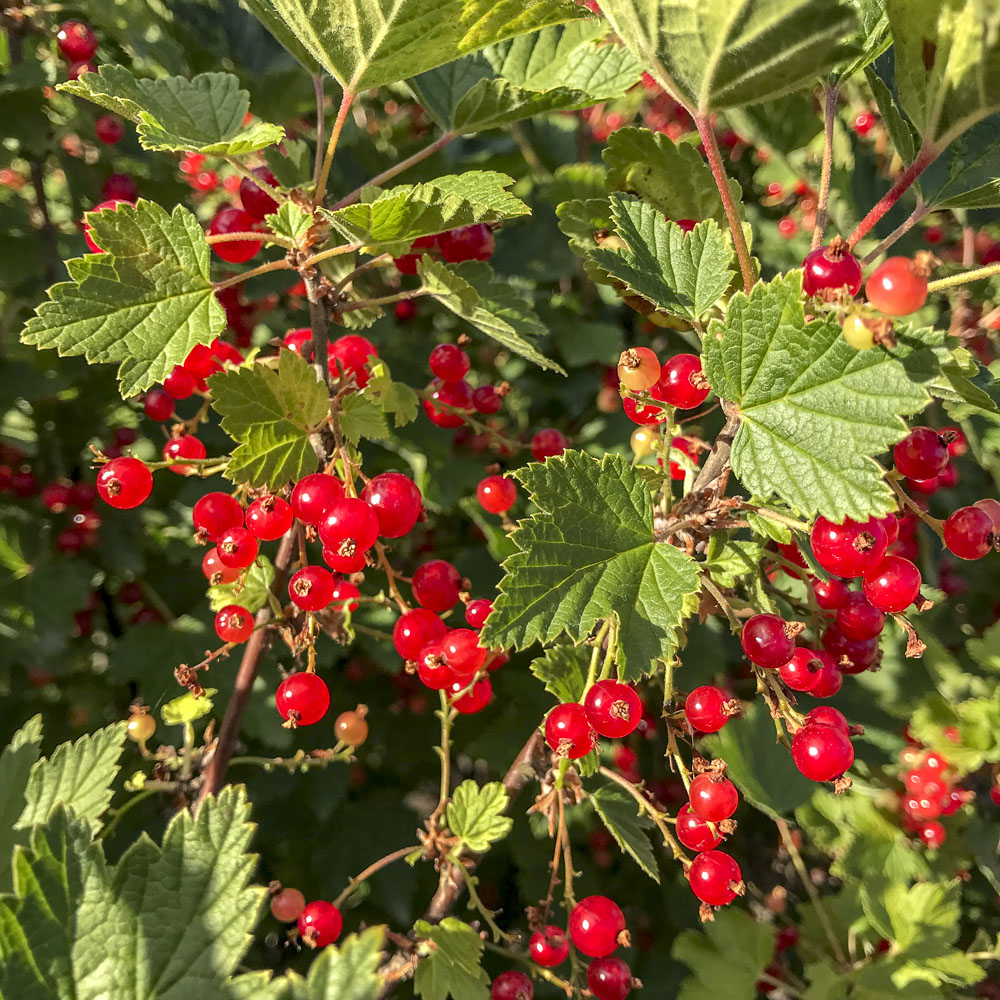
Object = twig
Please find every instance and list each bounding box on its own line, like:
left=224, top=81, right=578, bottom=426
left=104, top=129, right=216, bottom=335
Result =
left=301, top=268, right=330, bottom=386
left=206, top=231, right=294, bottom=248
left=811, top=80, right=839, bottom=250
left=313, top=75, right=325, bottom=185
left=859, top=201, right=930, bottom=266
left=700, top=573, right=741, bottom=632
left=214, top=259, right=293, bottom=291
left=333, top=845, right=421, bottom=908
left=313, top=87, right=355, bottom=208
left=927, top=261, right=1000, bottom=294
left=690, top=410, right=740, bottom=495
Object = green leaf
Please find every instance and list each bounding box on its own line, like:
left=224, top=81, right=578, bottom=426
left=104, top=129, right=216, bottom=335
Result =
left=339, top=392, right=390, bottom=446
left=16, top=722, right=126, bottom=832
left=209, top=351, right=329, bottom=489
left=0, top=717, right=43, bottom=894
left=702, top=272, right=930, bottom=520
left=418, top=258, right=565, bottom=374
left=326, top=172, right=528, bottom=252
left=21, top=200, right=224, bottom=399
left=265, top=138, right=314, bottom=189
left=413, top=918, right=489, bottom=1000
left=674, top=909, right=775, bottom=1000
left=58, top=66, right=283, bottom=154
left=886, top=0, right=1000, bottom=148
left=252, top=0, right=587, bottom=91
left=703, top=535, right=764, bottom=588
left=600, top=0, right=859, bottom=112
left=445, top=780, right=512, bottom=853
left=908, top=693, right=1000, bottom=773
left=367, top=361, right=420, bottom=428
left=238, top=0, right=324, bottom=74
left=208, top=555, right=275, bottom=614
left=480, top=451, right=700, bottom=681
left=804, top=959, right=850, bottom=1000
left=161, top=689, right=217, bottom=726
left=589, top=783, right=659, bottom=881
left=556, top=197, right=614, bottom=259
left=723, top=93, right=824, bottom=157
left=266, top=202, right=313, bottom=243
left=289, top=927, right=385, bottom=1000
left=0, top=788, right=264, bottom=999
left=703, top=700, right=814, bottom=819
left=589, top=196, right=734, bottom=320
left=529, top=643, right=590, bottom=702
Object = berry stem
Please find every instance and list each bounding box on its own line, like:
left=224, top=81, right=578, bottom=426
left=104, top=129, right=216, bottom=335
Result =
left=228, top=747, right=352, bottom=771
left=926, top=261, right=1000, bottom=294
left=450, top=852, right=511, bottom=941
left=224, top=156, right=291, bottom=208
left=337, top=288, right=427, bottom=313
left=375, top=541, right=412, bottom=614
left=482, top=942, right=576, bottom=995
left=886, top=473, right=945, bottom=542
left=597, top=617, right=618, bottom=680
left=206, top=230, right=294, bottom=247
left=846, top=145, right=937, bottom=250
left=431, top=690, right=454, bottom=828
left=329, top=254, right=393, bottom=297
left=859, top=201, right=930, bottom=266
left=810, top=79, right=840, bottom=251
left=582, top=618, right=612, bottom=696
left=700, top=573, right=741, bottom=632
left=694, top=113, right=754, bottom=294
left=312, top=75, right=325, bottom=185
left=98, top=787, right=158, bottom=841
left=313, top=86, right=356, bottom=208
left=332, top=844, right=422, bottom=908
left=690, top=409, right=741, bottom=497
left=557, top=778, right=577, bottom=906
left=214, top=259, right=293, bottom=292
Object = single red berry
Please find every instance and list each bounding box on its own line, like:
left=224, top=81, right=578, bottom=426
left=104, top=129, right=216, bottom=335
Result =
left=568, top=896, right=625, bottom=958
left=412, top=559, right=462, bottom=612
left=330, top=580, right=360, bottom=613
left=102, top=172, right=137, bottom=202
left=805, top=706, right=849, bottom=732
left=477, top=475, right=517, bottom=514
left=617, top=347, right=660, bottom=392
left=918, top=820, right=946, bottom=849
left=835, top=591, right=885, bottom=640
left=866, top=256, right=929, bottom=316
left=531, top=428, right=568, bottom=462
left=491, top=970, right=533, bottom=1000
left=291, top=473, right=344, bottom=524
left=779, top=648, right=824, bottom=692
left=239, top=166, right=279, bottom=220
left=162, top=434, right=207, bottom=475
left=429, top=343, right=470, bottom=382
left=450, top=675, right=492, bottom=713
left=584, top=680, right=641, bottom=738
left=415, top=642, right=456, bottom=689
left=329, top=334, right=378, bottom=387
left=318, top=498, right=379, bottom=558
left=688, top=850, right=742, bottom=906
left=465, top=598, right=493, bottom=630
left=668, top=436, right=699, bottom=480
left=776, top=925, right=800, bottom=952
left=423, top=378, right=473, bottom=427
left=202, top=546, right=240, bottom=584
left=360, top=472, right=422, bottom=538
left=545, top=702, right=595, bottom=759
left=441, top=628, right=487, bottom=676
left=67, top=59, right=96, bottom=80
left=283, top=327, right=315, bottom=358
left=270, top=887, right=305, bottom=923
left=684, top=685, right=731, bottom=732
left=40, top=481, right=72, bottom=513
left=209, top=206, right=262, bottom=264
left=943, top=505, right=994, bottom=560
left=801, top=244, right=863, bottom=297
left=95, top=115, right=125, bottom=145
left=902, top=790, right=942, bottom=821
left=276, top=672, right=330, bottom=727
left=821, top=627, right=876, bottom=677
left=143, top=388, right=173, bottom=421
left=741, top=613, right=794, bottom=669
left=472, top=385, right=503, bottom=414
left=689, top=774, right=738, bottom=823
left=862, top=555, right=921, bottom=612
left=193, top=491, right=244, bottom=540
left=777, top=216, right=797, bottom=238
left=56, top=20, right=98, bottom=60
left=96, top=457, right=152, bottom=509
left=215, top=604, right=254, bottom=643
left=529, top=925, right=570, bottom=967
left=893, top=426, right=949, bottom=480
left=811, top=576, right=848, bottom=609
left=974, top=497, right=1000, bottom=532
left=587, top=957, right=633, bottom=1000
left=393, top=234, right=438, bottom=275
left=623, top=396, right=666, bottom=425
left=297, top=900, right=342, bottom=946
left=791, top=723, right=854, bottom=781
left=810, top=515, right=888, bottom=578
left=438, top=223, right=494, bottom=263
left=217, top=526, right=259, bottom=569
left=246, top=496, right=293, bottom=540
left=288, top=566, right=336, bottom=612
left=163, top=365, right=196, bottom=400
left=676, top=803, right=724, bottom=852
left=393, top=609, right=446, bottom=660
left=395, top=299, right=418, bottom=322
left=651, top=354, right=710, bottom=409
left=853, top=112, right=877, bottom=135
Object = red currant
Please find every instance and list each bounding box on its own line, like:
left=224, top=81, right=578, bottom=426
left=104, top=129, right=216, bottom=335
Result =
left=162, top=434, right=207, bottom=475
left=811, top=576, right=848, bottom=610
left=276, top=672, right=330, bottom=727
left=894, top=426, right=949, bottom=480
left=209, top=206, right=262, bottom=264
left=668, top=436, right=699, bottom=480
left=688, top=850, right=742, bottom=906
left=943, top=505, right=994, bottom=560
left=360, top=472, right=423, bottom=538
left=477, top=475, right=516, bottom=514
left=67, top=59, right=96, bottom=80
left=217, top=526, right=259, bottom=569
left=801, top=244, right=863, bottom=297
left=56, top=20, right=98, bottom=60
left=689, top=774, right=738, bottom=822
left=164, top=365, right=196, bottom=400
left=810, top=515, right=888, bottom=578
left=288, top=566, right=336, bottom=612
left=412, top=560, right=462, bottom=612
left=974, top=497, right=1000, bottom=532
left=821, top=627, right=876, bottom=677
left=393, top=234, right=438, bottom=276
left=853, top=111, right=877, bottom=135
left=529, top=925, right=570, bottom=967
left=472, top=385, right=503, bottom=414
left=569, top=896, right=625, bottom=957
left=102, top=172, right=137, bottom=202
left=423, top=378, right=473, bottom=427
left=438, top=223, right=494, bottom=263
left=318, top=498, right=379, bottom=558
left=143, top=388, right=173, bottom=421
left=244, top=495, right=292, bottom=540
left=491, top=970, right=533, bottom=1000
left=778, top=648, right=824, bottom=692
left=283, top=327, right=315, bottom=358
left=866, top=256, right=929, bottom=316
left=617, top=347, right=660, bottom=392
left=270, top=887, right=305, bottom=923
left=530, top=428, right=568, bottom=462
left=297, top=900, right=342, bottom=946
left=329, top=334, right=378, bottom=387
left=330, top=580, right=360, bottom=613
left=239, top=166, right=279, bottom=220
left=741, top=613, right=794, bottom=669
left=415, top=642, right=455, bottom=689
left=429, top=343, right=470, bottom=381
left=652, top=354, right=710, bottom=409
left=623, top=396, right=666, bottom=426
left=791, top=723, right=854, bottom=781
left=393, top=609, right=446, bottom=660
left=676, top=803, right=724, bottom=852
left=584, top=680, right=641, bottom=738
left=684, top=685, right=731, bottom=732
left=395, top=299, right=417, bottom=322
left=450, top=676, right=492, bottom=713
left=545, top=702, right=595, bottom=759
left=83, top=198, right=131, bottom=253
left=291, top=473, right=344, bottom=524
left=95, top=115, right=124, bottom=145
left=215, top=604, right=254, bottom=643
left=465, top=598, right=493, bottom=630
left=862, top=555, right=921, bottom=612
left=587, top=957, right=633, bottom=1000
left=96, top=457, right=152, bottom=509
left=902, top=790, right=942, bottom=821
left=918, top=820, right=946, bottom=849
left=805, top=706, right=849, bottom=732
left=202, top=546, right=240, bottom=584
left=835, top=591, right=885, bottom=640
left=441, top=628, right=487, bottom=676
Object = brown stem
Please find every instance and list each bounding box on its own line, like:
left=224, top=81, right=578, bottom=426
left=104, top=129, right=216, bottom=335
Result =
left=195, top=531, right=297, bottom=808
left=859, top=202, right=930, bottom=266
left=690, top=409, right=740, bottom=495
left=302, top=269, right=330, bottom=387
left=694, top=114, right=753, bottom=293
left=847, top=145, right=937, bottom=250
left=810, top=81, right=840, bottom=250
left=333, top=844, right=420, bottom=908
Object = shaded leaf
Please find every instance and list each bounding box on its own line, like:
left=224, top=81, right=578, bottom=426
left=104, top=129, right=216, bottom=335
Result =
left=529, top=644, right=590, bottom=703
left=589, top=783, right=659, bottom=881
left=413, top=918, right=489, bottom=1000
left=0, top=717, right=43, bottom=894
left=674, top=909, right=775, bottom=1000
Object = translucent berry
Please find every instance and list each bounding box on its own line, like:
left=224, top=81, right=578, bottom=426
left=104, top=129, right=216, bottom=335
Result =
left=142, top=388, right=173, bottom=422
left=801, top=244, right=863, bottom=297
left=779, top=648, right=823, bottom=692
left=862, top=556, right=921, bottom=612
left=684, top=685, right=731, bottom=732
left=239, top=166, right=279, bottom=220
left=95, top=115, right=124, bottom=145
left=943, top=505, right=994, bottom=560
left=623, top=396, right=666, bottom=426
left=810, top=515, right=888, bottom=578
left=164, top=365, right=197, bottom=400
left=866, top=256, right=929, bottom=316
left=491, top=971, right=533, bottom=1000
left=472, top=385, right=503, bottom=414
left=529, top=925, right=570, bottom=967
left=288, top=566, right=336, bottom=611
left=423, top=378, right=473, bottom=427
left=270, top=887, right=305, bottom=923
left=318, top=498, right=380, bottom=558
left=477, top=475, right=516, bottom=514
left=441, top=628, right=487, bottom=675
left=805, top=706, right=849, bottom=732
left=617, top=347, right=660, bottom=392
left=215, top=604, right=254, bottom=643
left=812, top=576, right=848, bottom=610
left=531, top=428, right=568, bottom=462
left=918, top=820, right=946, bottom=849
left=330, top=579, right=360, bottom=613
left=668, top=436, right=699, bottom=480
left=450, top=675, right=492, bottom=713
left=853, top=111, right=877, bottom=135
left=741, top=614, right=794, bottom=669
left=791, top=723, right=854, bottom=781
left=568, top=896, right=626, bottom=957
left=689, top=774, right=738, bottom=823
left=291, top=473, right=344, bottom=524
left=217, top=526, right=259, bottom=569
left=297, top=900, right=342, bottom=947
left=67, top=59, right=96, bottom=80
left=587, top=957, right=633, bottom=1000
left=162, top=434, right=207, bottom=475
left=97, top=457, right=152, bottom=509
left=688, top=850, right=742, bottom=906
left=893, top=426, right=949, bottom=480
left=329, top=334, right=378, bottom=388
left=276, top=672, right=330, bottom=727
left=126, top=708, right=155, bottom=743
left=652, top=354, right=710, bottom=409
left=438, top=223, right=494, bottom=263
left=676, top=803, right=724, bottom=852
left=334, top=705, right=369, bottom=745
left=209, top=206, right=262, bottom=264
left=360, top=472, right=422, bottom=538
left=393, top=608, right=446, bottom=660
left=246, top=495, right=293, bottom=540
left=584, top=680, right=641, bottom=738
left=412, top=559, right=462, bottom=612
left=835, top=591, right=885, bottom=640
left=821, top=627, right=876, bottom=677
left=974, top=497, right=1000, bottom=532
left=57, top=20, right=99, bottom=60
left=545, top=702, right=595, bottom=759
left=465, top=598, right=493, bottom=630
left=393, top=234, right=438, bottom=275
left=429, top=343, right=470, bottom=381
left=415, top=642, right=455, bottom=689
left=202, top=546, right=240, bottom=584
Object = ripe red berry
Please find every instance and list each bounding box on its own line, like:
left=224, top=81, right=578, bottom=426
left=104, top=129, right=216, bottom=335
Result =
left=297, top=900, right=342, bottom=947
left=688, top=850, right=742, bottom=906
left=668, top=436, right=699, bottom=480
left=918, top=820, right=946, bottom=849
left=835, top=591, right=885, bottom=640
left=143, top=388, right=173, bottom=421
left=393, top=609, right=446, bottom=660
left=529, top=925, right=570, bottom=967
left=320, top=537, right=366, bottom=572
left=623, top=396, right=666, bottom=426
left=56, top=20, right=98, bottom=60
left=288, top=566, right=336, bottom=611
left=283, top=327, right=314, bottom=358
left=270, top=887, right=305, bottom=923
left=423, top=378, right=473, bottom=427
left=801, top=244, right=863, bottom=297
left=531, top=428, right=568, bottom=462
left=676, top=803, right=724, bottom=852
left=545, top=702, right=595, bottom=759
left=741, top=614, right=794, bottom=669
left=163, top=364, right=196, bottom=400
left=438, top=223, right=494, bottom=263
left=689, top=774, right=738, bottom=823
left=866, top=256, right=929, bottom=316
left=791, top=723, right=854, bottom=781
left=329, top=334, right=378, bottom=388
left=395, top=299, right=417, bottom=322
left=853, top=111, right=877, bottom=135
left=215, top=604, right=254, bottom=643
left=162, top=434, right=207, bottom=475
left=415, top=642, right=455, bottom=689
left=902, top=790, right=942, bottom=821
left=239, top=166, right=279, bottom=220
left=472, top=385, right=503, bottom=414
left=95, top=115, right=124, bottom=145
left=862, top=555, right=921, bottom=612
left=441, top=628, right=487, bottom=676
left=202, top=546, right=240, bottom=585
left=684, top=685, right=731, bottom=732
left=412, top=559, right=462, bottom=612
left=291, top=473, right=344, bottom=524
left=330, top=580, right=360, bottom=613
left=584, top=680, right=641, bottom=738
left=393, top=234, right=438, bottom=275
left=319, top=498, right=379, bottom=558
left=810, top=515, right=888, bottom=578
left=943, top=505, right=994, bottom=560
left=276, top=672, right=330, bottom=727
left=246, top=495, right=293, bottom=540
left=96, top=457, right=152, bottom=509
left=805, top=706, right=849, bottom=733
left=217, top=526, right=259, bottom=569
left=477, top=475, right=517, bottom=514
left=209, top=206, right=262, bottom=264
left=450, top=675, right=492, bottom=713
left=465, top=598, right=493, bottom=630
left=67, top=59, right=96, bottom=81
left=821, top=627, right=876, bottom=677
left=974, top=497, right=1000, bottom=532
left=779, top=648, right=823, bottom=692
left=894, top=426, right=949, bottom=480
left=192, top=492, right=245, bottom=541
left=569, top=896, right=625, bottom=957
left=491, top=970, right=533, bottom=1000
left=587, top=957, right=633, bottom=1000
left=652, top=354, right=710, bottom=409
left=429, top=343, right=470, bottom=381
left=360, top=472, right=423, bottom=537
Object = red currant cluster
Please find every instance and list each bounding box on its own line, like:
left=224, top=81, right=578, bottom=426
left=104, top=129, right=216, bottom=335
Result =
left=896, top=741, right=972, bottom=849
left=423, top=341, right=504, bottom=429
left=55, top=19, right=97, bottom=80
left=178, top=151, right=242, bottom=196
left=391, top=222, right=495, bottom=275
left=208, top=165, right=279, bottom=264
